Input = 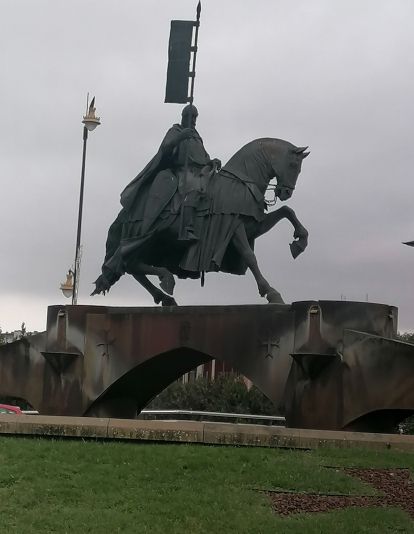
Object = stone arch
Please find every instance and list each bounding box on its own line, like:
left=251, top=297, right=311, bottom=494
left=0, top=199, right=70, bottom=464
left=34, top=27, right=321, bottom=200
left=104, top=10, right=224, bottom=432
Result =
left=343, top=409, right=414, bottom=434
left=84, top=346, right=277, bottom=419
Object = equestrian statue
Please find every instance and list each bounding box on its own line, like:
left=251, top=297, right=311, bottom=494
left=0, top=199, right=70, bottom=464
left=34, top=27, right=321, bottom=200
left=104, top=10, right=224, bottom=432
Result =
left=92, top=104, right=310, bottom=305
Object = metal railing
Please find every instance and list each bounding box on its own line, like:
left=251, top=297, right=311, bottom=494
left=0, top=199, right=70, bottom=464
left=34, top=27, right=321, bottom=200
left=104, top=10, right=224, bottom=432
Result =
left=139, top=409, right=285, bottom=426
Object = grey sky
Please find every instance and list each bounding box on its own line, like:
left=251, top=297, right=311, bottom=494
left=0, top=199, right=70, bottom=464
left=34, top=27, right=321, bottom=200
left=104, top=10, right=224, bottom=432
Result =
left=0, top=0, right=413, bottom=332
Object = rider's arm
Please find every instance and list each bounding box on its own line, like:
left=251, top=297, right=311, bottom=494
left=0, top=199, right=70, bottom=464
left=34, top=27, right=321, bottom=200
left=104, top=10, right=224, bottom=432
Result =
left=160, top=127, right=194, bottom=155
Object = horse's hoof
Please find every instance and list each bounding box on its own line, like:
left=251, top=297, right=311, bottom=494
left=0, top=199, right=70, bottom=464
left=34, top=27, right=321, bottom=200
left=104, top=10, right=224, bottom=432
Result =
left=161, top=296, right=178, bottom=306
left=153, top=293, right=177, bottom=306
left=290, top=239, right=307, bottom=259
left=266, top=289, right=284, bottom=304
left=159, top=273, right=175, bottom=295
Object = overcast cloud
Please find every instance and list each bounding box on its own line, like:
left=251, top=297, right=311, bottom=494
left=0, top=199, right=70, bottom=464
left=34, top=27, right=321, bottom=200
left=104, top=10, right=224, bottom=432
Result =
left=0, top=0, right=413, bottom=332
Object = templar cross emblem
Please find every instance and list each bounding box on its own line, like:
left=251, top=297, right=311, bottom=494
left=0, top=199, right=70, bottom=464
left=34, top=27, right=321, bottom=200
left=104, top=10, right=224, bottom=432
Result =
left=96, top=330, right=115, bottom=358
left=260, top=332, right=280, bottom=359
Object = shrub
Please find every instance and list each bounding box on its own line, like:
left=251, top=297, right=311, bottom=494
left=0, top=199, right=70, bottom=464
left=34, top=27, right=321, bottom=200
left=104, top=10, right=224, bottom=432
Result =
left=147, top=373, right=277, bottom=415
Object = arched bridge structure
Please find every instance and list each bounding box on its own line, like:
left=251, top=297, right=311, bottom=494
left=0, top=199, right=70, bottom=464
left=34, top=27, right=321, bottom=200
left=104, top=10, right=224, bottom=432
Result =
left=1, top=301, right=414, bottom=432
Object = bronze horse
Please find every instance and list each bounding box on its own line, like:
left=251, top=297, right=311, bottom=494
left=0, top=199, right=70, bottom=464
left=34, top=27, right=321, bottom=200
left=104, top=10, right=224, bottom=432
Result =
left=92, top=137, right=309, bottom=305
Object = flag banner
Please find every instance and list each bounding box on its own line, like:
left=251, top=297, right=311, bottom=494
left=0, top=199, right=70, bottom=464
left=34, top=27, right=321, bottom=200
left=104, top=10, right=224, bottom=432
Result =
left=165, top=20, right=194, bottom=103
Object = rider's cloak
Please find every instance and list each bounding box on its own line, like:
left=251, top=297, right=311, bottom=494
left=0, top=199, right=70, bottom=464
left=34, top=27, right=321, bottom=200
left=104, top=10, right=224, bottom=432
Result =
left=98, top=124, right=213, bottom=286
left=120, top=124, right=182, bottom=219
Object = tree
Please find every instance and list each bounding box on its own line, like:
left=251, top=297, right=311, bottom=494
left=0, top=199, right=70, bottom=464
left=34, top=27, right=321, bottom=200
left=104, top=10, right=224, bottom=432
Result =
left=397, top=332, right=414, bottom=344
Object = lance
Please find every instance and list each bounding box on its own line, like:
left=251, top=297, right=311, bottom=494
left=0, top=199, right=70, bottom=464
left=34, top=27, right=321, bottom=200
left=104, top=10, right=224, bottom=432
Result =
left=165, top=2, right=202, bottom=240
left=180, top=1, right=201, bottom=239
left=188, top=1, right=201, bottom=107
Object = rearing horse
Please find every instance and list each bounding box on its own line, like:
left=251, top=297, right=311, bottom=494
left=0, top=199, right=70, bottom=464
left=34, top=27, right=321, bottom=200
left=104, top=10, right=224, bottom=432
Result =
left=92, top=138, right=309, bottom=305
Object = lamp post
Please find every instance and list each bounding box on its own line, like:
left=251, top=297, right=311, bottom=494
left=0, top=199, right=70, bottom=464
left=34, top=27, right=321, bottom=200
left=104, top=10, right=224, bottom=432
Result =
left=71, top=96, right=101, bottom=304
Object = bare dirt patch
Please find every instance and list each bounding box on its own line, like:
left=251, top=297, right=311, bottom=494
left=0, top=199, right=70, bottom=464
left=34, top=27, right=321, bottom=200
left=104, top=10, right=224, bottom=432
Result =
left=266, top=468, right=414, bottom=517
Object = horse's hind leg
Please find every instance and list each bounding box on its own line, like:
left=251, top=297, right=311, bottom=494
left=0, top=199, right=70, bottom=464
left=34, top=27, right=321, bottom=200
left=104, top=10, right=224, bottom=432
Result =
left=231, top=224, right=284, bottom=304
left=130, top=261, right=175, bottom=295
left=133, top=273, right=177, bottom=306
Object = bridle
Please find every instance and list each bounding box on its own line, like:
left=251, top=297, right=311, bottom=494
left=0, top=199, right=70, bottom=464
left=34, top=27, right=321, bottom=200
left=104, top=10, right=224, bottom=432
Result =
left=265, top=183, right=294, bottom=207
left=265, top=183, right=278, bottom=206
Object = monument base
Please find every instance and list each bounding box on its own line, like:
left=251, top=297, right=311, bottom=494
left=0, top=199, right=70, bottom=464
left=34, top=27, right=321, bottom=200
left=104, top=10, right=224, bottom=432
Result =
left=0, top=301, right=413, bottom=433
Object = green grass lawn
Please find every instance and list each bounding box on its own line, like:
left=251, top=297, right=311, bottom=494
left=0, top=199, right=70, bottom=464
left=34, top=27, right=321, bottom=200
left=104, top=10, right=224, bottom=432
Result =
left=0, top=438, right=413, bottom=533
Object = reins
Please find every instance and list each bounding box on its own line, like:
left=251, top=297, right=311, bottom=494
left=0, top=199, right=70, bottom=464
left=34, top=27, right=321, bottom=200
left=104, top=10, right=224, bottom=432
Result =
left=219, top=169, right=278, bottom=207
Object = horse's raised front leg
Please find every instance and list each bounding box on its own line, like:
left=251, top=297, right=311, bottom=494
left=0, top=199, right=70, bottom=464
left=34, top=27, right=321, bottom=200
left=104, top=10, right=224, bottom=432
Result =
left=231, top=224, right=284, bottom=304
left=253, top=206, right=308, bottom=258
left=133, top=273, right=177, bottom=307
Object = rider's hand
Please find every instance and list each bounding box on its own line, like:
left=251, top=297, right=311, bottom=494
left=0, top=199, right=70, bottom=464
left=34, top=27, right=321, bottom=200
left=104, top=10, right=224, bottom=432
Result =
left=211, top=158, right=222, bottom=171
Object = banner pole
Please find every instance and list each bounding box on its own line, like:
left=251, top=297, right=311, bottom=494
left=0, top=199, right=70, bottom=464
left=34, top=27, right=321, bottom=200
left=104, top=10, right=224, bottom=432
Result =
left=189, top=1, right=201, bottom=105
left=179, top=1, right=202, bottom=240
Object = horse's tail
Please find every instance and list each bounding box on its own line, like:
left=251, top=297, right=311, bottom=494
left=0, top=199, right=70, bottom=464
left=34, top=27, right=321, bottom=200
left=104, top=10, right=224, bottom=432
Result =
left=92, top=210, right=125, bottom=296
left=103, top=209, right=125, bottom=263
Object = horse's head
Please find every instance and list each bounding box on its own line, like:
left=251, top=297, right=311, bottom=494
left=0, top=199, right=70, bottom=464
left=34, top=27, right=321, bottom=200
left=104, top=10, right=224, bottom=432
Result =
left=269, top=142, right=310, bottom=201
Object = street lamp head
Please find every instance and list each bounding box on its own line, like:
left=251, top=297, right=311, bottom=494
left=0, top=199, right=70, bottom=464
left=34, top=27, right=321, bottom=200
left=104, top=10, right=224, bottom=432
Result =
left=60, top=269, right=74, bottom=299
left=83, top=118, right=100, bottom=131
left=82, top=96, right=101, bottom=131
left=403, top=241, right=414, bottom=247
